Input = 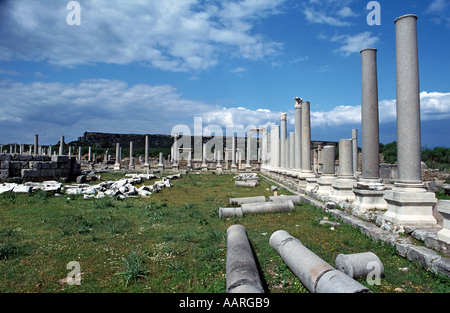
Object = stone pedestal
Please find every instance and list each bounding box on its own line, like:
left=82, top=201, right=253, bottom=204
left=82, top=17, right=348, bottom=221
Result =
left=352, top=180, right=387, bottom=217
left=316, top=175, right=337, bottom=198
left=305, top=177, right=318, bottom=193
left=437, top=201, right=450, bottom=243
left=383, top=185, right=437, bottom=226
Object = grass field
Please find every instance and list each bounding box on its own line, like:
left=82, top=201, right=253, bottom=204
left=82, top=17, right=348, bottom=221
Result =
left=0, top=172, right=449, bottom=293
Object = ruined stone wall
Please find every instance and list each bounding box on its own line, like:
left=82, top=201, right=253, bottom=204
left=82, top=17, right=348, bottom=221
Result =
left=0, top=154, right=81, bottom=183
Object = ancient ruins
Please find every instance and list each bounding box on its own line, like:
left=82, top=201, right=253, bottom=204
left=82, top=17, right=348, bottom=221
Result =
left=1, top=14, right=449, bottom=293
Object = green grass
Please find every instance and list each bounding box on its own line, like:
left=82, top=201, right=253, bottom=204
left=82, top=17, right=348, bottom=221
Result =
left=0, top=172, right=448, bottom=293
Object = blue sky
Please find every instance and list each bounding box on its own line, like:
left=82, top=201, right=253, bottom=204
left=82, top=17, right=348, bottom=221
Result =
left=0, top=0, right=449, bottom=147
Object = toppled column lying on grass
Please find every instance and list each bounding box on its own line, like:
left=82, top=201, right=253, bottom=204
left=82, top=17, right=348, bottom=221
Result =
left=269, top=195, right=301, bottom=205
left=230, top=196, right=266, bottom=205
left=219, top=200, right=294, bottom=218
left=335, top=252, right=384, bottom=280
left=269, top=230, right=370, bottom=293
left=226, top=225, right=264, bottom=293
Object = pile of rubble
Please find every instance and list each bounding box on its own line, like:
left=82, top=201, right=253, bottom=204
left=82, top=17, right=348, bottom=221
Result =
left=0, top=172, right=182, bottom=199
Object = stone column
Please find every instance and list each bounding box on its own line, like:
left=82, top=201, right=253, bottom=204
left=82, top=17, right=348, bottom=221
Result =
left=261, top=129, right=268, bottom=170
left=59, top=136, right=64, bottom=155
left=298, top=101, right=316, bottom=189
left=172, top=133, right=179, bottom=170
left=88, top=147, right=92, bottom=162
left=144, top=135, right=150, bottom=170
left=272, top=125, right=280, bottom=168
left=201, top=143, right=208, bottom=171
left=352, top=48, right=387, bottom=217
left=289, top=132, right=295, bottom=169
left=158, top=152, right=164, bottom=171
left=330, top=139, right=356, bottom=203
left=246, top=132, right=252, bottom=171
left=231, top=136, right=237, bottom=172
left=352, top=129, right=358, bottom=176
left=114, top=143, right=121, bottom=170
left=216, top=150, right=223, bottom=172
left=187, top=150, right=193, bottom=170
left=78, top=147, right=81, bottom=161
left=34, top=134, right=39, bottom=155
left=280, top=113, right=287, bottom=169
left=294, top=98, right=302, bottom=171
left=129, top=141, right=135, bottom=170
left=316, top=145, right=337, bottom=197
left=382, top=15, right=437, bottom=226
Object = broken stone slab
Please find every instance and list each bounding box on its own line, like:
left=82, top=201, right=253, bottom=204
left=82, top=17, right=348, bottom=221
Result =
left=437, top=200, right=450, bottom=243
left=269, top=230, right=370, bottom=293
left=229, top=196, right=266, bottom=205
left=335, top=252, right=384, bottom=280
left=226, top=225, right=264, bottom=293
left=0, top=183, right=18, bottom=194
left=12, top=185, right=32, bottom=193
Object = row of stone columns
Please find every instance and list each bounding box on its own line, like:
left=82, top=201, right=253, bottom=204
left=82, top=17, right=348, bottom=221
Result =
left=265, top=14, right=437, bottom=228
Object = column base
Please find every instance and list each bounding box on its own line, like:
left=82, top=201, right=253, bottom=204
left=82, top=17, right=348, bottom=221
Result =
left=231, top=164, right=238, bottom=173
left=305, top=177, right=319, bottom=193
left=298, top=171, right=316, bottom=189
left=201, top=164, right=208, bottom=172
left=143, top=164, right=150, bottom=171
left=316, top=175, right=337, bottom=198
left=157, top=165, right=164, bottom=172
left=351, top=180, right=387, bottom=215
left=172, top=163, right=179, bottom=170
left=329, top=177, right=356, bottom=203
left=381, top=184, right=437, bottom=227
left=113, top=164, right=121, bottom=170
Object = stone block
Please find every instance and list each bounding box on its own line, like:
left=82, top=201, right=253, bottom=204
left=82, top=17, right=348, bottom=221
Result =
left=21, top=169, right=40, bottom=179
left=0, top=169, right=9, bottom=179
left=406, top=245, right=441, bottom=271
left=51, top=155, right=69, bottom=163
left=0, top=154, right=12, bottom=161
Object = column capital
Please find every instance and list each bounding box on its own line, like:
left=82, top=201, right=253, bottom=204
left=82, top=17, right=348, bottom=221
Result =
left=280, top=113, right=287, bottom=121
left=294, top=97, right=303, bottom=109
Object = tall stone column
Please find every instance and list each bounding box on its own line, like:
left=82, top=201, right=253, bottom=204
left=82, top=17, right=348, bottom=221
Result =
left=382, top=14, right=437, bottom=226
left=272, top=125, right=280, bottom=168
left=129, top=141, right=135, bottom=170
left=144, top=135, right=150, bottom=170
left=187, top=150, right=193, bottom=170
left=34, top=134, right=39, bottom=155
left=59, top=136, right=64, bottom=155
left=289, top=132, right=295, bottom=169
left=158, top=152, right=164, bottom=171
left=246, top=132, right=252, bottom=171
left=88, top=147, right=92, bottom=162
left=298, top=101, right=316, bottom=189
left=216, top=150, right=223, bottom=171
left=201, top=143, right=208, bottom=171
left=352, top=48, right=387, bottom=217
left=78, top=146, right=81, bottom=161
left=231, top=136, right=237, bottom=172
left=352, top=129, right=358, bottom=176
left=316, top=146, right=337, bottom=197
left=280, top=113, right=287, bottom=169
left=294, top=98, right=302, bottom=171
left=172, top=133, right=179, bottom=170
left=114, top=143, right=121, bottom=170
left=330, top=139, right=356, bottom=203
left=261, top=129, right=268, bottom=170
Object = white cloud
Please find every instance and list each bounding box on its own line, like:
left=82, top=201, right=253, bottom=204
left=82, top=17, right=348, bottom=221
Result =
left=331, top=32, right=380, bottom=56
left=303, top=6, right=351, bottom=26
left=0, top=0, right=285, bottom=72
left=1, top=79, right=449, bottom=144
left=337, top=6, right=358, bottom=18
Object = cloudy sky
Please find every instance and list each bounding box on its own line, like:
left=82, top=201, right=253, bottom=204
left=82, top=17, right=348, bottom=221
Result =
left=0, top=0, right=449, bottom=147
